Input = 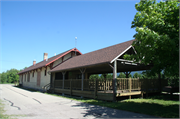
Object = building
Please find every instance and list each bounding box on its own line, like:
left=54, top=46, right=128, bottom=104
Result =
left=18, top=39, right=166, bottom=101
left=17, top=48, right=82, bottom=90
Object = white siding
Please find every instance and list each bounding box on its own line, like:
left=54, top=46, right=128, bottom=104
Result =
left=53, top=58, right=62, bottom=67
left=64, top=53, right=71, bottom=61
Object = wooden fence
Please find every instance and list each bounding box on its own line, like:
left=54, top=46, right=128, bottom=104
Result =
left=53, top=78, right=168, bottom=101
left=54, top=79, right=113, bottom=91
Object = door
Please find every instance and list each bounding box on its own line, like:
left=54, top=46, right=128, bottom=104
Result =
left=37, top=71, right=41, bottom=86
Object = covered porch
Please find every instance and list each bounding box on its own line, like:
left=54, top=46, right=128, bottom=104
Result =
left=48, top=40, right=167, bottom=101
left=49, top=58, right=162, bottom=101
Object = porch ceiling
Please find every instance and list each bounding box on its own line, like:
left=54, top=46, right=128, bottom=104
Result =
left=51, top=61, right=152, bottom=75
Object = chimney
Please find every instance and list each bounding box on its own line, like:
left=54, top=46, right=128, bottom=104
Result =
left=33, top=60, right=36, bottom=65
left=44, top=53, right=48, bottom=61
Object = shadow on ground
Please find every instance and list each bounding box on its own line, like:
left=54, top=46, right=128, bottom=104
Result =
left=13, top=85, right=41, bottom=92
left=71, top=101, right=159, bottom=118
left=71, top=96, right=179, bottom=118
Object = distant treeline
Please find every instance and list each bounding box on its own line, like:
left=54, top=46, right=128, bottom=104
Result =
left=0, top=68, right=20, bottom=84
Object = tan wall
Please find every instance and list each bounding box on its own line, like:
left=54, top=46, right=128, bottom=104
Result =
left=22, top=67, right=51, bottom=90
left=40, top=67, right=50, bottom=88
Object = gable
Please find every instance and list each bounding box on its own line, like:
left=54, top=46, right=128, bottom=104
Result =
left=18, top=48, right=82, bottom=75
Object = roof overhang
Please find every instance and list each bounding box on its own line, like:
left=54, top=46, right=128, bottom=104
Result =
left=49, top=60, right=152, bottom=75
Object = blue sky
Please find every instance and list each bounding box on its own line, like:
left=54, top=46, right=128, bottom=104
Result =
left=1, top=0, right=141, bottom=73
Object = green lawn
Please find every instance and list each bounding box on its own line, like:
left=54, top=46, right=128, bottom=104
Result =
left=46, top=93, right=179, bottom=118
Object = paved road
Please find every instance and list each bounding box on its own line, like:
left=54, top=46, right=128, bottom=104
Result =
left=0, top=84, right=157, bottom=119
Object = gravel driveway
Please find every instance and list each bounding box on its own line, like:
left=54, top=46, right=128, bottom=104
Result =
left=0, top=84, right=157, bottom=119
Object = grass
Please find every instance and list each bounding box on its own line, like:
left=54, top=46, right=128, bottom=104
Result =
left=45, top=93, right=179, bottom=118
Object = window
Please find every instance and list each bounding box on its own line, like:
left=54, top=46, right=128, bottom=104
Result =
left=44, top=70, right=47, bottom=76
left=27, top=73, right=30, bottom=82
left=24, top=74, right=26, bottom=82
left=32, top=72, right=34, bottom=77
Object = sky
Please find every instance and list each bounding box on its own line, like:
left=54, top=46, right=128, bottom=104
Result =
left=1, top=0, right=141, bottom=73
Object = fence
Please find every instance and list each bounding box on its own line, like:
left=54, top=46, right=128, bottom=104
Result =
left=54, top=79, right=113, bottom=91
left=53, top=78, right=169, bottom=101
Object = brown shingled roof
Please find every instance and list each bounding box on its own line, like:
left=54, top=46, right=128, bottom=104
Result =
left=50, top=39, right=135, bottom=72
left=18, top=48, right=82, bottom=74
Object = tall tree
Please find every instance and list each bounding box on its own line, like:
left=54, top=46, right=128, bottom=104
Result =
left=127, top=0, right=179, bottom=77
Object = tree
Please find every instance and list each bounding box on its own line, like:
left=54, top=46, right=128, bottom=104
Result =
left=89, top=74, right=100, bottom=79
left=118, top=72, right=126, bottom=78
left=106, top=74, right=113, bottom=79
left=0, top=69, right=20, bottom=84
left=133, top=72, right=142, bottom=78
left=0, top=72, right=7, bottom=83
left=128, top=74, right=132, bottom=78
left=127, top=0, right=179, bottom=77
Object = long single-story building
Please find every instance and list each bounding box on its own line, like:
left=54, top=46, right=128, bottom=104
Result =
left=18, top=39, right=162, bottom=101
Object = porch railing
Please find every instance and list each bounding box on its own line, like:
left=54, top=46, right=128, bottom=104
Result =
left=54, top=78, right=168, bottom=92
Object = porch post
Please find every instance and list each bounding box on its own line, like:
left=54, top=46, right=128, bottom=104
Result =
left=52, top=73, right=55, bottom=93
left=62, top=71, right=66, bottom=96
left=80, top=68, right=86, bottom=91
left=113, top=60, right=117, bottom=102
left=102, top=74, right=107, bottom=79
left=62, top=71, right=66, bottom=89
left=124, top=71, right=131, bottom=78
left=82, top=73, right=84, bottom=91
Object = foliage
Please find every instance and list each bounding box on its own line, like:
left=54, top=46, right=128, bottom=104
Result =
left=118, top=72, right=126, bottom=78
left=106, top=73, right=113, bottom=79
left=89, top=74, right=100, bottom=79
left=127, top=0, right=179, bottom=77
left=133, top=72, right=142, bottom=78
left=0, top=68, right=20, bottom=84
left=90, top=74, right=113, bottom=80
